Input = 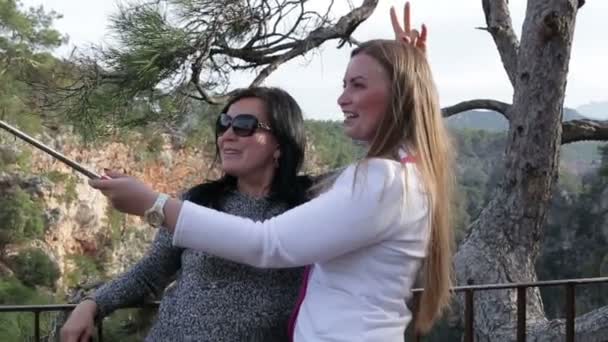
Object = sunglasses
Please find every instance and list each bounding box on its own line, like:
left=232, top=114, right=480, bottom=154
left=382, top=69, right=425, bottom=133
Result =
left=215, top=113, right=272, bottom=137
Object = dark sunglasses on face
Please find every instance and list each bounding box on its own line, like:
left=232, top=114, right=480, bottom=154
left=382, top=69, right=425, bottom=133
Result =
left=216, top=113, right=272, bottom=137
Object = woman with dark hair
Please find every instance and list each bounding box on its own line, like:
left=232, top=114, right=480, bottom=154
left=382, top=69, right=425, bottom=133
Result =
left=61, top=86, right=312, bottom=342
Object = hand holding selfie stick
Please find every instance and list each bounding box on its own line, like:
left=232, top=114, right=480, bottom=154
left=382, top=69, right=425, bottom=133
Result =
left=0, top=119, right=102, bottom=179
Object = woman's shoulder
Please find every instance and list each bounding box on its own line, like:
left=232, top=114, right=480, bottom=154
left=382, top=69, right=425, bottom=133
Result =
left=181, top=179, right=231, bottom=206
left=340, top=158, right=405, bottom=181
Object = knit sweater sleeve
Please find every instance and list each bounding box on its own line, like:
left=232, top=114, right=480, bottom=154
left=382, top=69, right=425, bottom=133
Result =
left=92, top=228, right=183, bottom=317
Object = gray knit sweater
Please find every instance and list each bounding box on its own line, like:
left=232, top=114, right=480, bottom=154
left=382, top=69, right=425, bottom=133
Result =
left=92, top=191, right=304, bottom=341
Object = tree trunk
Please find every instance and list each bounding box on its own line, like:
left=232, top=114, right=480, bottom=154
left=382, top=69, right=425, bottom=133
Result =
left=451, top=1, right=606, bottom=340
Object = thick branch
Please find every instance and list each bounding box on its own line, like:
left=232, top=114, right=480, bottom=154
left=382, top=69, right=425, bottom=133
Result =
left=442, top=101, right=608, bottom=144
left=523, top=305, right=608, bottom=341
left=574, top=304, right=608, bottom=341
left=561, top=119, right=608, bottom=144
left=481, top=0, right=519, bottom=86
left=442, top=99, right=511, bottom=120
left=248, top=0, right=378, bottom=87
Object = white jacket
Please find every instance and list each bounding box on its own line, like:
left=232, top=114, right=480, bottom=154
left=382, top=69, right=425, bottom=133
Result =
left=172, top=157, right=430, bottom=341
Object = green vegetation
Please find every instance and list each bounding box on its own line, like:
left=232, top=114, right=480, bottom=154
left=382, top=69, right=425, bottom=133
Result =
left=64, top=254, right=104, bottom=288
left=304, top=120, right=364, bottom=169
left=7, top=248, right=60, bottom=288
left=0, top=188, right=45, bottom=247
left=105, top=207, right=126, bottom=249
left=43, top=171, right=79, bottom=205
left=102, top=308, right=157, bottom=342
left=0, top=276, right=57, bottom=341
left=0, top=0, right=65, bottom=135
left=63, top=175, right=79, bottom=205
left=0, top=146, right=32, bottom=173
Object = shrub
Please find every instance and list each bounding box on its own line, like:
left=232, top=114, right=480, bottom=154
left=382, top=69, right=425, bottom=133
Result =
left=64, top=254, right=104, bottom=288
left=0, top=188, right=45, bottom=247
left=8, top=248, right=60, bottom=288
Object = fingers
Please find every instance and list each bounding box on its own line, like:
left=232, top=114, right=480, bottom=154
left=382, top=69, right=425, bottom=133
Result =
left=390, top=6, right=402, bottom=38
left=89, top=178, right=110, bottom=190
left=409, top=28, right=420, bottom=41
left=89, top=169, right=129, bottom=190
left=420, top=24, right=427, bottom=43
left=78, top=326, right=93, bottom=342
left=89, top=177, right=123, bottom=191
left=418, top=24, right=427, bottom=52
left=60, top=327, right=83, bottom=342
left=104, top=169, right=128, bottom=179
left=404, top=1, right=411, bottom=33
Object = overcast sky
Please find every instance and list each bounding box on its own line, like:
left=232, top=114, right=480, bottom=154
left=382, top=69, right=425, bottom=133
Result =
left=21, top=0, right=608, bottom=120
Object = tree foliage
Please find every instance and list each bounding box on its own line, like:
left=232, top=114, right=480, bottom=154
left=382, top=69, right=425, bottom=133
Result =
left=0, top=187, right=45, bottom=247
left=0, top=0, right=65, bottom=132
left=7, top=247, right=60, bottom=288
left=36, top=0, right=379, bottom=139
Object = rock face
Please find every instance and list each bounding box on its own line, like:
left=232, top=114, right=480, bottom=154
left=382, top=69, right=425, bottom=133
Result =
left=0, top=130, right=222, bottom=292
left=0, top=129, right=327, bottom=294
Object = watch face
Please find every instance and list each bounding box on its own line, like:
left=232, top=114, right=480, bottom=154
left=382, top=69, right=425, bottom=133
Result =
left=148, top=211, right=163, bottom=227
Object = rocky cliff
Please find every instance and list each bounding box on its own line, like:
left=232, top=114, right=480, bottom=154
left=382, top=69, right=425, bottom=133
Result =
left=0, top=126, right=328, bottom=295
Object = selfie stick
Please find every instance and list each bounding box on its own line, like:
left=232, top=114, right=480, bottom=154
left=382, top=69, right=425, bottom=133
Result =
left=0, top=120, right=101, bottom=179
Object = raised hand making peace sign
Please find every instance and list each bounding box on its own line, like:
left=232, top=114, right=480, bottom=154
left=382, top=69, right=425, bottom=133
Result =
left=390, top=2, right=427, bottom=53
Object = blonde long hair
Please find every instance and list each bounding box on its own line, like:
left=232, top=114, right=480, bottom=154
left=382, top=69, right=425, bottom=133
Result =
left=352, top=39, right=455, bottom=334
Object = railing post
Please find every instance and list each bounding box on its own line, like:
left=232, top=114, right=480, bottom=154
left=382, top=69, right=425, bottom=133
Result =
left=565, top=283, right=575, bottom=342
left=98, top=318, right=104, bottom=342
left=411, top=291, right=421, bottom=342
left=516, top=286, right=526, bottom=342
left=464, top=289, right=474, bottom=342
left=34, top=310, right=40, bottom=341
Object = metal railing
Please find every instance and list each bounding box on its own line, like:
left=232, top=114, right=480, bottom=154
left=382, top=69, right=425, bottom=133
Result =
left=0, top=302, right=159, bottom=341
left=1, top=277, right=607, bottom=341
left=410, top=276, right=608, bottom=342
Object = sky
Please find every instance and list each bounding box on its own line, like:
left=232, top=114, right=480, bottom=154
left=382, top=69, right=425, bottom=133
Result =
left=21, top=0, right=608, bottom=120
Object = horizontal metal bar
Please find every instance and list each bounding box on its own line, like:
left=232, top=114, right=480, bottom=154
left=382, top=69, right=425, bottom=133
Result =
left=1, top=277, right=607, bottom=314
left=412, top=277, right=608, bottom=293
left=0, top=302, right=160, bottom=313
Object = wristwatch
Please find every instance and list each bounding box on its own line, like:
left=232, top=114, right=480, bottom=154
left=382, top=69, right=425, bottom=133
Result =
left=144, top=193, right=169, bottom=228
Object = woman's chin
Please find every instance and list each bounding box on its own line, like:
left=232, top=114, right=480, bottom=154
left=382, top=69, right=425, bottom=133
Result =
left=342, top=124, right=356, bottom=138
left=343, top=125, right=365, bottom=141
left=221, top=163, right=245, bottom=177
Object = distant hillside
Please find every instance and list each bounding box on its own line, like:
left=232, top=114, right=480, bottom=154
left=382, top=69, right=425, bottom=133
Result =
left=445, top=108, right=588, bottom=132
left=445, top=108, right=601, bottom=170
left=576, top=101, right=608, bottom=120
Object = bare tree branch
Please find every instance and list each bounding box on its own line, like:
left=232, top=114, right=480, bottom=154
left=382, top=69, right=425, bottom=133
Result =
left=248, top=0, right=378, bottom=87
left=185, top=0, right=377, bottom=104
left=441, top=99, right=608, bottom=144
left=562, top=119, right=608, bottom=144
left=481, top=0, right=519, bottom=86
left=442, top=99, right=511, bottom=120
